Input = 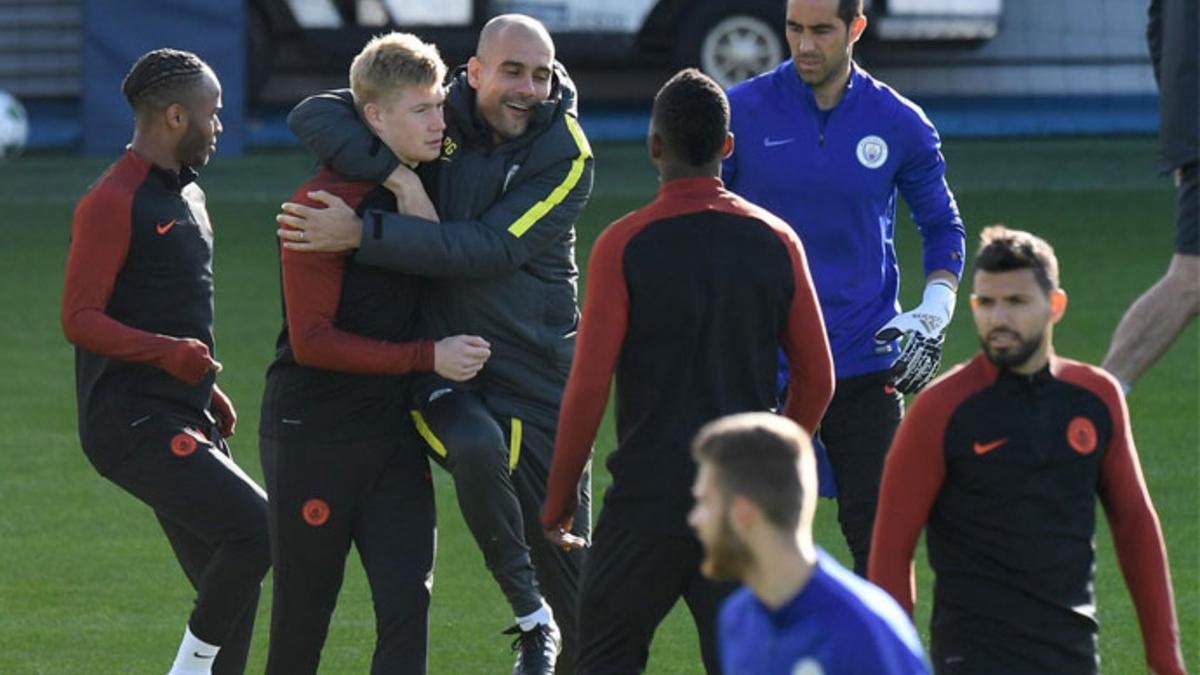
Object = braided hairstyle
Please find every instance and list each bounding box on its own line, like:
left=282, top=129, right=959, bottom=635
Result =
left=121, top=48, right=210, bottom=115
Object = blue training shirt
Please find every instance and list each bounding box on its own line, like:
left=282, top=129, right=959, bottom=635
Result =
left=719, top=549, right=929, bottom=675
left=725, top=61, right=965, bottom=380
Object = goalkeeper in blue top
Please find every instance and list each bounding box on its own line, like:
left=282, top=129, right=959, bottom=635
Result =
left=724, top=0, right=966, bottom=575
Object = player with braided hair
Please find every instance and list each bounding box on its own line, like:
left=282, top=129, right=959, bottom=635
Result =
left=122, top=48, right=209, bottom=111
left=63, top=49, right=269, bottom=675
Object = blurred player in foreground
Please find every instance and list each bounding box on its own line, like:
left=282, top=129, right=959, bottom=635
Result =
left=690, top=412, right=928, bottom=674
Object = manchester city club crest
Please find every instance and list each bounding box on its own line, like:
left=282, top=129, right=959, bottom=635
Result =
left=856, top=135, right=888, bottom=169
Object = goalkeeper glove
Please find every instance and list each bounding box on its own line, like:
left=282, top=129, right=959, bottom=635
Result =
left=875, top=279, right=956, bottom=393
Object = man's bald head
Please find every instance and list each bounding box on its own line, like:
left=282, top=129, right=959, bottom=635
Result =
left=476, top=14, right=554, bottom=62
left=468, top=13, right=557, bottom=143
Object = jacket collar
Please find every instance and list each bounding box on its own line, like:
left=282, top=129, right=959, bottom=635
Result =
left=124, top=148, right=198, bottom=192
left=657, top=176, right=724, bottom=199
left=444, top=59, right=579, bottom=151
left=781, top=59, right=866, bottom=112
left=974, top=349, right=1059, bottom=385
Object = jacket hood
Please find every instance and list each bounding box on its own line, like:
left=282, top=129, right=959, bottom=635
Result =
left=444, top=60, right=579, bottom=148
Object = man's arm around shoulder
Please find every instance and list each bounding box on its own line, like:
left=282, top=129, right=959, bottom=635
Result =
left=288, top=89, right=399, bottom=183
left=356, top=114, right=595, bottom=278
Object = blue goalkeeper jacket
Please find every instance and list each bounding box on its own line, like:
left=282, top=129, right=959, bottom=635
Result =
left=725, top=61, right=965, bottom=380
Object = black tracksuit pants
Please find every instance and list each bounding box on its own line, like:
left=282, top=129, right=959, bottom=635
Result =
left=260, top=422, right=435, bottom=675
left=820, top=369, right=904, bottom=576
left=104, top=418, right=270, bottom=675
left=576, top=515, right=738, bottom=675
left=414, top=390, right=590, bottom=673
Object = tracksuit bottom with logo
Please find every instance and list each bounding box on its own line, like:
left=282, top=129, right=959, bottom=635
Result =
left=819, top=370, right=905, bottom=576
left=101, top=415, right=271, bottom=675
left=414, top=389, right=590, bottom=674
left=259, top=420, right=435, bottom=675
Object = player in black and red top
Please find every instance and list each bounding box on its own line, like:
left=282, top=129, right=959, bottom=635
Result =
left=61, top=50, right=269, bottom=675
left=259, top=34, right=490, bottom=675
left=540, top=69, right=835, bottom=674
left=869, top=226, right=1187, bottom=675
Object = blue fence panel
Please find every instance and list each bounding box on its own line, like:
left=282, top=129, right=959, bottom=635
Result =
left=81, top=0, right=245, bottom=156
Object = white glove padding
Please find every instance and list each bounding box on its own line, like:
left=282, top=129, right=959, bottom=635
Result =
left=875, top=280, right=957, bottom=393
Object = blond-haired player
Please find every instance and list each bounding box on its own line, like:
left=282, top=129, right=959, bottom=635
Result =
left=260, top=33, right=489, bottom=674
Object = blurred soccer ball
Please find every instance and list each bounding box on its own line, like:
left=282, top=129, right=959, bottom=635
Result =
left=0, top=90, right=29, bottom=159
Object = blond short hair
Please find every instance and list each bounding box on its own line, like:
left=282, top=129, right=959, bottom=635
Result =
left=349, top=32, right=446, bottom=112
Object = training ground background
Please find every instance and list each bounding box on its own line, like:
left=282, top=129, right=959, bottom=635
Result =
left=0, top=137, right=1195, bottom=673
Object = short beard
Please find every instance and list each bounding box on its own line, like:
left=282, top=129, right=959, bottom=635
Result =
left=794, top=47, right=849, bottom=90
left=980, top=328, right=1044, bottom=371
left=700, top=510, right=754, bottom=582
left=176, top=121, right=209, bottom=168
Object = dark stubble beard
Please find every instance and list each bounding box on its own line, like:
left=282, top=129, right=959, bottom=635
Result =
left=700, top=510, right=755, bottom=582
left=980, top=328, right=1044, bottom=371
left=177, top=119, right=211, bottom=168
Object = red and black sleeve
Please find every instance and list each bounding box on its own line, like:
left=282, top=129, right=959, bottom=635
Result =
left=541, top=219, right=633, bottom=530
left=280, top=186, right=434, bottom=374
left=770, top=223, right=834, bottom=433
left=867, top=383, right=951, bottom=615
left=62, top=172, right=187, bottom=367
left=1066, top=368, right=1186, bottom=675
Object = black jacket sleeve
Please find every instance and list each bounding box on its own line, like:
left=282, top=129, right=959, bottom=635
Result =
left=356, top=115, right=594, bottom=279
left=287, top=89, right=400, bottom=183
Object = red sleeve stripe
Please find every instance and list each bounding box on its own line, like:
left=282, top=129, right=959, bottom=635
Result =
left=869, top=355, right=994, bottom=614
left=61, top=152, right=186, bottom=367
left=280, top=173, right=434, bottom=374
left=1054, top=358, right=1184, bottom=673
left=752, top=205, right=834, bottom=434
left=541, top=204, right=646, bottom=530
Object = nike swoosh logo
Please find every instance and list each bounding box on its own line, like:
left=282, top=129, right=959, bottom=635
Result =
left=763, top=137, right=796, bottom=148
left=156, top=219, right=177, bottom=235
left=193, top=652, right=215, bottom=659
left=973, top=439, right=1008, bottom=455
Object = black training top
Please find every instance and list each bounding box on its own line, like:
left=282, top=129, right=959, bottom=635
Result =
left=543, top=177, right=835, bottom=536
left=871, top=354, right=1182, bottom=673
left=261, top=169, right=433, bottom=444
left=63, top=150, right=216, bottom=472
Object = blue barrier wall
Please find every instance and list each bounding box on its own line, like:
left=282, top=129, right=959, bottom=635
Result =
left=81, top=0, right=245, bottom=156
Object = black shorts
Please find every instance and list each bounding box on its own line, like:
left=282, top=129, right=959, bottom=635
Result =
left=1174, top=161, right=1197, bottom=255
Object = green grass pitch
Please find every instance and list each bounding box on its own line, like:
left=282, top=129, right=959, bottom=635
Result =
left=0, top=137, right=1194, bottom=673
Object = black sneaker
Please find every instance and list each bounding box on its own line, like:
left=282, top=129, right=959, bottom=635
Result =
left=503, top=620, right=561, bottom=675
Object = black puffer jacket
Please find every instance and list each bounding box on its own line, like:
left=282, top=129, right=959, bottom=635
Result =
left=288, top=63, right=594, bottom=428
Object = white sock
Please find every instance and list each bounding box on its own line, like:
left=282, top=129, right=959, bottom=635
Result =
left=167, top=625, right=219, bottom=675
left=516, top=601, right=554, bottom=631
